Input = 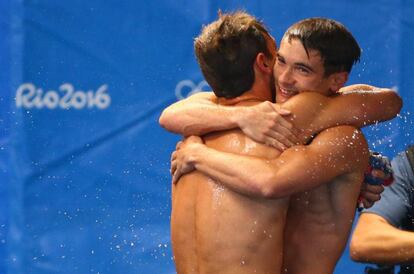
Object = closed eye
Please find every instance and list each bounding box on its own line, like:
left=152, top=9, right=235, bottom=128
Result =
left=296, top=66, right=310, bottom=74
left=276, top=56, right=286, bottom=65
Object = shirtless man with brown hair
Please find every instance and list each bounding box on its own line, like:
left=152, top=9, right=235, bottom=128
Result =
left=161, top=12, right=402, bottom=274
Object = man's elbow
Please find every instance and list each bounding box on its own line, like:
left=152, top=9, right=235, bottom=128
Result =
left=377, top=89, right=403, bottom=120
left=259, top=173, right=289, bottom=199
left=261, top=186, right=279, bottom=199
left=159, top=108, right=171, bottom=128
left=158, top=111, right=168, bottom=129
left=159, top=109, right=181, bottom=133
left=350, top=233, right=376, bottom=262
left=387, top=92, right=403, bottom=117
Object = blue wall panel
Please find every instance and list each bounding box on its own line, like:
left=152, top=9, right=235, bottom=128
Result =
left=1, top=1, right=413, bottom=273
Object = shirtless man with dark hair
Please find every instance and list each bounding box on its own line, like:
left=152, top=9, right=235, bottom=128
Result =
left=161, top=13, right=402, bottom=274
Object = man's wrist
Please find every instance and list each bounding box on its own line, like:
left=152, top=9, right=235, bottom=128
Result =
left=233, top=106, right=250, bottom=130
left=187, top=143, right=207, bottom=167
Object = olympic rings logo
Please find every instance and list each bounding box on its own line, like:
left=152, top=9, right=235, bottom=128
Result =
left=175, top=80, right=210, bottom=100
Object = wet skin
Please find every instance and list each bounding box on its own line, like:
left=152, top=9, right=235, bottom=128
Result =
left=171, top=111, right=288, bottom=274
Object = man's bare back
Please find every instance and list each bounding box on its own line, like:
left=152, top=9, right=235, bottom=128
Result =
left=171, top=102, right=288, bottom=274
left=282, top=128, right=366, bottom=274
left=171, top=95, right=370, bottom=274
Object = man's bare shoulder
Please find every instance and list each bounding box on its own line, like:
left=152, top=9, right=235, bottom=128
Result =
left=310, top=125, right=369, bottom=173
left=280, top=92, right=327, bottom=109
left=188, top=91, right=217, bottom=101
left=204, top=129, right=281, bottom=160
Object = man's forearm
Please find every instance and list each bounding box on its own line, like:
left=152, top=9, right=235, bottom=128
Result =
left=282, top=87, right=402, bottom=143
left=189, top=144, right=280, bottom=198
left=333, top=85, right=402, bottom=127
left=186, top=126, right=366, bottom=199
left=351, top=213, right=414, bottom=264
left=159, top=93, right=245, bottom=136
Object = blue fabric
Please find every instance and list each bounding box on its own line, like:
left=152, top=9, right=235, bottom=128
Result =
left=0, top=0, right=413, bottom=273
left=364, top=151, right=414, bottom=230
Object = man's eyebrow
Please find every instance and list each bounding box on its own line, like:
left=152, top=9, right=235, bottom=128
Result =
left=294, top=62, right=314, bottom=72
left=277, top=53, right=315, bottom=72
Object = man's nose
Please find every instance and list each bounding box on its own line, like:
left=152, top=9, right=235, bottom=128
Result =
left=278, top=66, right=295, bottom=86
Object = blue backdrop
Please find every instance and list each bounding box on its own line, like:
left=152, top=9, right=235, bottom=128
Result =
left=0, top=1, right=413, bottom=273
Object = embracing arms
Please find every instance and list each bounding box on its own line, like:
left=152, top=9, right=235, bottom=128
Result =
left=170, top=86, right=401, bottom=198
left=160, top=85, right=401, bottom=147
left=280, top=85, right=402, bottom=143
left=159, top=92, right=297, bottom=150
left=159, top=92, right=240, bottom=136
left=171, top=126, right=369, bottom=198
left=166, top=85, right=401, bottom=200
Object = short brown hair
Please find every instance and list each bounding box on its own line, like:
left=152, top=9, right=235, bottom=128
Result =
left=194, top=11, right=273, bottom=98
left=283, top=17, right=361, bottom=76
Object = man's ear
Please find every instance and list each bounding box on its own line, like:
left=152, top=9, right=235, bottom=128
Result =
left=255, top=53, right=273, bottom=75
left=329, top=72, right=348, bottom=91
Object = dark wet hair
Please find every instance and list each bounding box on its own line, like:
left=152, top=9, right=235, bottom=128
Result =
left=194, top=11, right=273, bottom=98
left=283, top=17, right=361, bottom=76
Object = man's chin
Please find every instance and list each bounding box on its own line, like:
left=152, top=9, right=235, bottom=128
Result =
left=276, top=87, right=298, bottom=103
left=276, top=93, right=293, bottom=103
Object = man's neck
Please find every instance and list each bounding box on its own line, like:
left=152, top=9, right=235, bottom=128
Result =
left=217, top=93, right=269, bottom=106
left=217, top=86, right=272, bottom=106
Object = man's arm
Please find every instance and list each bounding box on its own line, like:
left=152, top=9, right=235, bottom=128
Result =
left=323, top=85, right=402, bottom=127
left=359, top=182, right=384, bottom=209
left=160, top=86, right=401, bottom=149
left=160, top=85, right=401, bottom=138
left=171, top=87, right=400, bottom=196
left=171, top=126, right=369, bottom=198
left=350, top=213, right=414, bottom=264
left=351, top=152, right=414, bottom=263
left=281, top=86, right=402, bottom=143
left=159, top=92, right=238, bottom=135
left=159, top=92, right=297, bottom=149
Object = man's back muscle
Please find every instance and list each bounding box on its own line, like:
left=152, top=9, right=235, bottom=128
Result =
left=282, top=126, right=368, bottom=274
left=171, top=128, right=288, bottom=274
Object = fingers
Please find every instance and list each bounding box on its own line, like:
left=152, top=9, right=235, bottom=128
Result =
left=172, top=162, right=188, bottom=184
left=171, top=157, right=182, bottom=184
left=272, top=103, right=291, bottom=116
left=267, top=125, right=300, bottom=147
left=170, top=159, right=177, bottom=175
left=264, top=104, right=294, bottom=130
left=186, top=135, right=203, bottom=144
left=265, top=131, right=294, bottom=149
left=170, top=151, right=177, bottom=174
left=172, top=168, right=181, bottom=184
left=364, top=184, right=385, bottom=195
left=361, top=191, right=381, bottom=204
left=272, top=113, right=294, bottom=130
left=275, top=107, right=291, bottom=116
left=264, top=136, right=286, bottom=151
left=176, top=141, right=183, bottom=150
left=268, top=116, right=301, bottom=145
left=360, top=198, right=375, bottom=209
left=359, top=182, right=384, bottom=208
left=171, top=151, right=177, bottom=161
left=262, top=121, right=300, bottom=149
left=291, top=127, right=301, bottom=139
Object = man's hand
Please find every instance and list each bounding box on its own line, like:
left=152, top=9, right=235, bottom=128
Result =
left=238, top=101, right=299, bottom=150
left=358, top=152, right=394, bottom=209
left=359, top=178, right=385, bottom=209
left=171, top=136, right=204, bottom=184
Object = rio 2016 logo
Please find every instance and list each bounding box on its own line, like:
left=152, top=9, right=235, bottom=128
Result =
left=15, top=83, right=111, bottom=109
left=175, top=80, right=210, bottom=100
